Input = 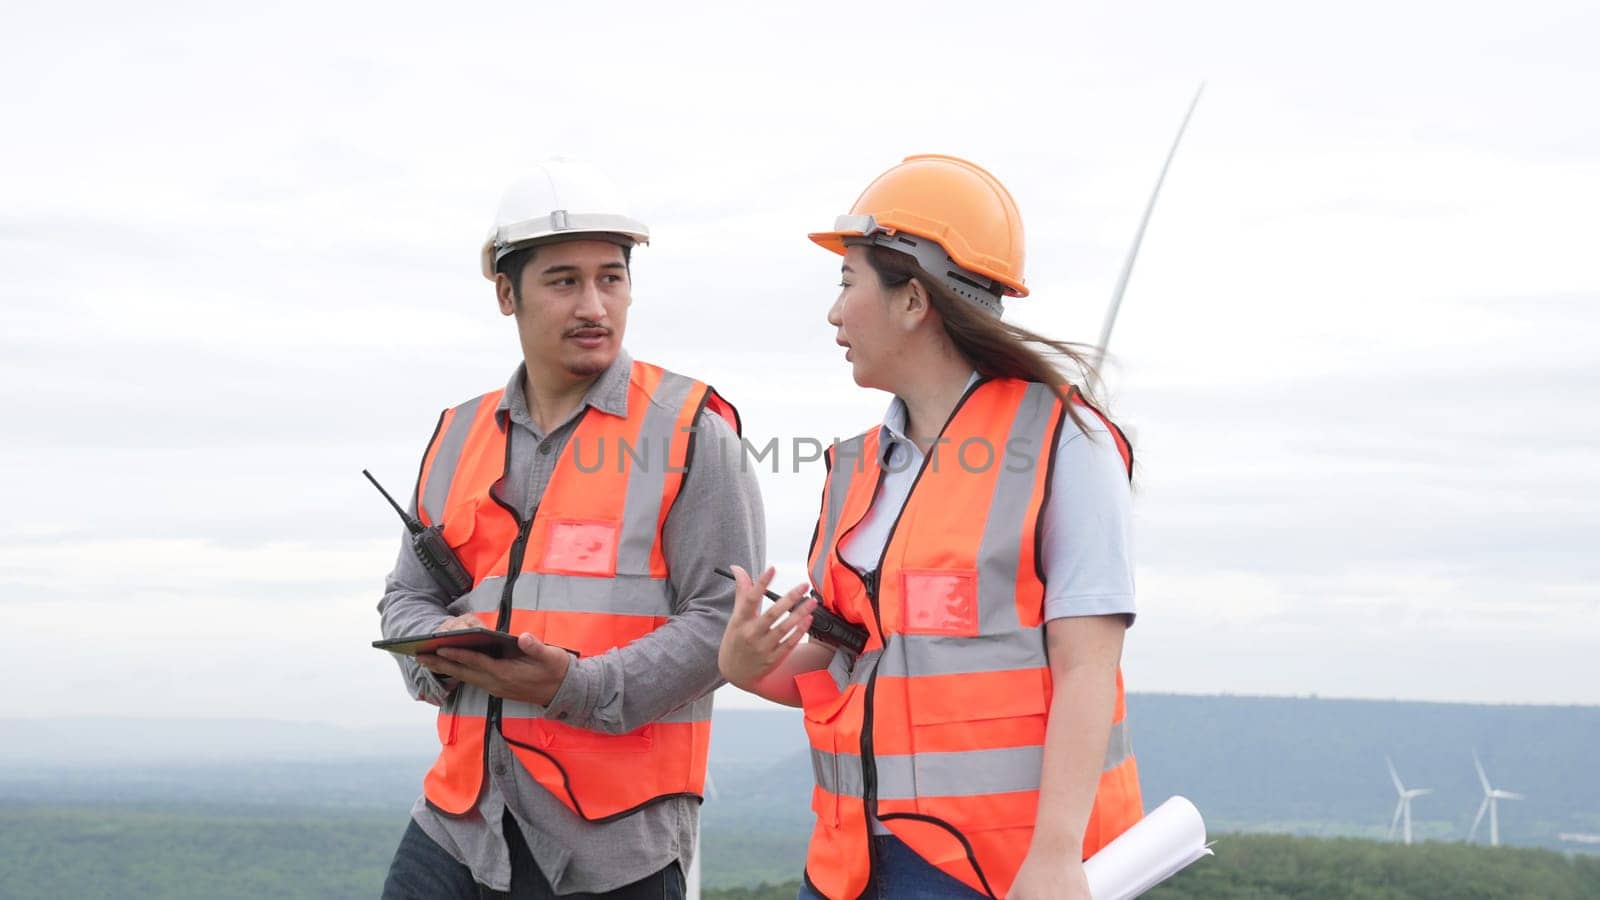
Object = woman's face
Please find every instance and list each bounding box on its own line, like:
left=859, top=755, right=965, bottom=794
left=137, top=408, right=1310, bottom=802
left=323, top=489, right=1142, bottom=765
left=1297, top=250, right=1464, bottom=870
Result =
left=828, top=245, right=907, bottom=391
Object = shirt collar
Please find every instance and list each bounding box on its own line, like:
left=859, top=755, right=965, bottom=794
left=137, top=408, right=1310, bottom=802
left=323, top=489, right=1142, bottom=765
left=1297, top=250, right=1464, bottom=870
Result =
left=878, top=370, right=980, bottom=460
left=496, top=349, right=634, bottom=433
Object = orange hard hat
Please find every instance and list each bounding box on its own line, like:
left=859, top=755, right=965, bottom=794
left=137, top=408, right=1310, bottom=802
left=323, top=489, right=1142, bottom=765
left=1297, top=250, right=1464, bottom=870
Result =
left=809, top=154, right=1029, bottom=308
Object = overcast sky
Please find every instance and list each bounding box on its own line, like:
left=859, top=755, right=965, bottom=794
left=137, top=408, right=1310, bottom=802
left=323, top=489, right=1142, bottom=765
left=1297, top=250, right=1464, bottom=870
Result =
left=2, top=0, right=1596, bottom=727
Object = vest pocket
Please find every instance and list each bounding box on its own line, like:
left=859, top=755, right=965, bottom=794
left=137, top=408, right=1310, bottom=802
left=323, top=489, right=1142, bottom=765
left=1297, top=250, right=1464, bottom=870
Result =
left=503, top=717, right=655, bottom=753
left=440, top=498, right=480, bottom=548
left=899, top=569, right=979, bottom=637
left=904, top=666, right=1048, bottom=727
left=541, top=519, right=620, bottom=576
left=799, top=669, right=856, bottom=829
left=902, top=668, right=1048, bottom=830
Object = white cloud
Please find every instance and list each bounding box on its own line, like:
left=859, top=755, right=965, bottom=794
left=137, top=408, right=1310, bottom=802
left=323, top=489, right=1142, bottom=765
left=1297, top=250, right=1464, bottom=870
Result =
left=2, top=0, right=1597, bottom=722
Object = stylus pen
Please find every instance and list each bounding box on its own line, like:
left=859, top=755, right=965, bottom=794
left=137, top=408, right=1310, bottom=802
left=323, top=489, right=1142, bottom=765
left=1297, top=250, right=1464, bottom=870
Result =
left=711, top=566, right=868, bottom=655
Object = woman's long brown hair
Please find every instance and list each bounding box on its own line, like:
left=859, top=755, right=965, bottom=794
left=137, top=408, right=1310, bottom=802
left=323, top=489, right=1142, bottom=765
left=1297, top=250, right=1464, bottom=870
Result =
left=865, top=246, right=1122, bottom=444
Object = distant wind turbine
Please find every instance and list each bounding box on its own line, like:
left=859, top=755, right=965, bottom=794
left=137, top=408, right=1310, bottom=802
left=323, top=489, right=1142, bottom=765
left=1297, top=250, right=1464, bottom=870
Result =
left=1469, top=752, right=1524, bottom=846
left=1386, top=757, right=1431, bottom=845
left=1091, top=81, right=1205, bottom=380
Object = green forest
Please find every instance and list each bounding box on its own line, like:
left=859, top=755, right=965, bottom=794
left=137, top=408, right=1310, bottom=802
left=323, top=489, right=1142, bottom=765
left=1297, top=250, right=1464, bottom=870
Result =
left=0, top=807, right=396, bottom=900
left=702, top=837, right=1600, bottom=900
left=3, top=807, right=1597, bottom=899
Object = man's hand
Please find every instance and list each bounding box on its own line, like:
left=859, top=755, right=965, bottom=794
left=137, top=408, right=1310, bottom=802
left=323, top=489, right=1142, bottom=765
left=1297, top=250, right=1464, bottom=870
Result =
left=434, top=614, right=481, bottom=632
left=418, top=632, right=574, bottom=706
left=717, top=564, right=814, bottom=691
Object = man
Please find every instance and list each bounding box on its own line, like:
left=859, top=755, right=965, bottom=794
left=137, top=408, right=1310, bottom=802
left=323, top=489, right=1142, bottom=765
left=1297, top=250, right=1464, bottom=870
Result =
left=378, top=158, right=764, bottom=899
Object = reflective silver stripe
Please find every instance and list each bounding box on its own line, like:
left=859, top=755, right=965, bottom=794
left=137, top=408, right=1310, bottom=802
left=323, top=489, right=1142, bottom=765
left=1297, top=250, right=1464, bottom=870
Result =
left=509, top=573, right=673, bottom=617
left=826, top=647, right=853, bottom=691
left=877, top=632, right=1045, bottom=678
left=811, top=747, right=866, bottom=799
left=501, top=690, right=711, bottom=724
left=975, top=382, right=1056, bottom=635
left=617, top=371, right=700, bottom=575
left=447, top=684, right=491, bottom=718
left=421, top=394, right=486, bottom=526
left=836, top=647, right=881, bottom=686
left=876, top=746, right=1044, bottom=800
left=811, top=727, right=1127, bottom=799
left=457, top=578, right=505, bottom=616
left=672, top=692, right=715, bottom=724
left=1103, top=719, right=1132, bottom=771
left=812, top=433, right=868, bottom=590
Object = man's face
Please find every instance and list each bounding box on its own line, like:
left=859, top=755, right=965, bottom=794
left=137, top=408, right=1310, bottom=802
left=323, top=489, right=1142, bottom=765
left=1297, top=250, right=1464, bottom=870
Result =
left=497, top=239, right=631, bottom=388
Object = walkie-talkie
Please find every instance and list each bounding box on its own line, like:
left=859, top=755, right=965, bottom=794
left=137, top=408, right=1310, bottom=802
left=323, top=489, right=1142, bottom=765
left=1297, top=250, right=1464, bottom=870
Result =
left=713, top=567, right=869, bottom=655
left=364, top=469, right=474, bottom=599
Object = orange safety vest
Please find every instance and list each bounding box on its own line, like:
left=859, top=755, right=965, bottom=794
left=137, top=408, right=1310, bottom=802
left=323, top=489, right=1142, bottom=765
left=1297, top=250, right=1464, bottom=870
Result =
left=412, top=359, right=739, bottom=822
left=798, top=377, right=1142, bottom=899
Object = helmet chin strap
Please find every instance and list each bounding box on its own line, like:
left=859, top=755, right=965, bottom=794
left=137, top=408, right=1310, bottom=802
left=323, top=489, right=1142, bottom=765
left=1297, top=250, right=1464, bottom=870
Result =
left=844, top=234, right=1006, bottom=318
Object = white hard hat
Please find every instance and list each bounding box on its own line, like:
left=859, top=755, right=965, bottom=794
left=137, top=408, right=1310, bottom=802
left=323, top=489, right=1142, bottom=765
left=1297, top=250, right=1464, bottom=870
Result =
left=480, top=157, right=650, bottom=281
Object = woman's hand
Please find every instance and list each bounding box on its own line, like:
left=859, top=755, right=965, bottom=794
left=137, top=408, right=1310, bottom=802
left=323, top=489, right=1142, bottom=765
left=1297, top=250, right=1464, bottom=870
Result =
left=1007, top=850, right=1090, bottom=900
left=717, top=564, right=815, bottom=690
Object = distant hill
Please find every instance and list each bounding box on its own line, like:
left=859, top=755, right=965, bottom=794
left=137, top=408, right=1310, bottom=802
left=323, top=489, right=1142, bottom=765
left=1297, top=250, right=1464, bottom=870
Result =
left=0, top=709, right=793, bottom=769
left=3, top=695, right=1596, bottom=889
left=1131, top=694, right=1600, bottom=848
left=0, top=717, right=433, bottom=766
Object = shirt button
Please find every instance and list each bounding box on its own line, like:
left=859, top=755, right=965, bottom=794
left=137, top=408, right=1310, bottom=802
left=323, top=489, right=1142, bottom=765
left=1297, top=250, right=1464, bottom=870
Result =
left=539, top=443, right=553, bottom=455
left=493, top=763, right=508, bottom=776
left=557, top=711, right=569, bottom=720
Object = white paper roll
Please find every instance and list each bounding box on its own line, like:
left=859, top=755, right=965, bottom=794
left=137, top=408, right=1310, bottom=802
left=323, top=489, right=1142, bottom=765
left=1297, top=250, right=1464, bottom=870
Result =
left=1082, top=795, right=1213, bottom=900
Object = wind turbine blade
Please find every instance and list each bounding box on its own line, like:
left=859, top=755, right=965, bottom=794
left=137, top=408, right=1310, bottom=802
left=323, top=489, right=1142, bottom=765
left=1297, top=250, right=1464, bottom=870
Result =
left=1389, top=799, right=1404, bottom=839
left=1497, top=791, right=1525, bottom=800
left=1408, top=788, right=1432, bottom=799
left=1387, top=757, right=1404, bottom=794
left=1470, top=797, right=1490, bottom=842
left=1474, top=751, right=1492, bottom=793
left=1092, top=82, right=1205, bottom=369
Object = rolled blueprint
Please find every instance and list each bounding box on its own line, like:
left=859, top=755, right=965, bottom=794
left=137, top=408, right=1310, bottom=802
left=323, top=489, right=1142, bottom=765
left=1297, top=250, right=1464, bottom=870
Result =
left=1083, top=795, right=1212, bottom=900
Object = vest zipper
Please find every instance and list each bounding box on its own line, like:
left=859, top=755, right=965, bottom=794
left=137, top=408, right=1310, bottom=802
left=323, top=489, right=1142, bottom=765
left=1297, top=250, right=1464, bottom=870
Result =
left=444, top=688, right=460, bottom=745
left=842, top=378, right=987, bottom=898
left=832, top=470, right=886, bottom=900
left=489, top=516, right=535, bottom=733
left=856, top=568, right=876, bottom=600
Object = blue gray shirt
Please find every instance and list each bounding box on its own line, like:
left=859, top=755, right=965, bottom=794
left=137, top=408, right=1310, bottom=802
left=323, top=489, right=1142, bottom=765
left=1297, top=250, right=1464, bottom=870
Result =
left=377, top=351, right=765, bottom=893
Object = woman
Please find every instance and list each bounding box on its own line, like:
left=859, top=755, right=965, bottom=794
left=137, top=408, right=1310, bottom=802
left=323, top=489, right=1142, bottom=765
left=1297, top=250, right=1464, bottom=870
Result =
left=719, top=155, right=1143, bottom=899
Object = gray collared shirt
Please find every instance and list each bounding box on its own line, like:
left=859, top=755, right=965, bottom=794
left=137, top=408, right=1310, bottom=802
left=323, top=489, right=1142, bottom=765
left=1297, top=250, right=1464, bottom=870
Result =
left=377, top=350, right=765, bottom=893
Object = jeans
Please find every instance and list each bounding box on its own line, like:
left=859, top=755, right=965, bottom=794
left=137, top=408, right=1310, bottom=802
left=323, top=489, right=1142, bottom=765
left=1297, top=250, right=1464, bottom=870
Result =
left=796, top=834, right=986, bottom=899
left=382, top=814, right=686, bottom=900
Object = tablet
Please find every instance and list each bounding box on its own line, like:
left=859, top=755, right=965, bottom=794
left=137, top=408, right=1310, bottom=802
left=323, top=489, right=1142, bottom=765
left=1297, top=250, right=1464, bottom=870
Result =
left=373, top=627, right=524, bottom=659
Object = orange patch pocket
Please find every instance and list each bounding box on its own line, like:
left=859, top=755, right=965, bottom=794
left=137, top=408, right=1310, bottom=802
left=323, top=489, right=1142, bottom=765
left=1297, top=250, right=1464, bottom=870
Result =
left=798, top=671, right=860, bottom=830
left=903, top=671, right=1049, bottom=831
left=503, top=718, right=655, bottom=754
left=903, top=667, right=1050, bottom=749
left=439, top=499, right=480, bottom=549
left=541, top=519, right=620, bottom=576
left=900, top=569, right=979, bottom=637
